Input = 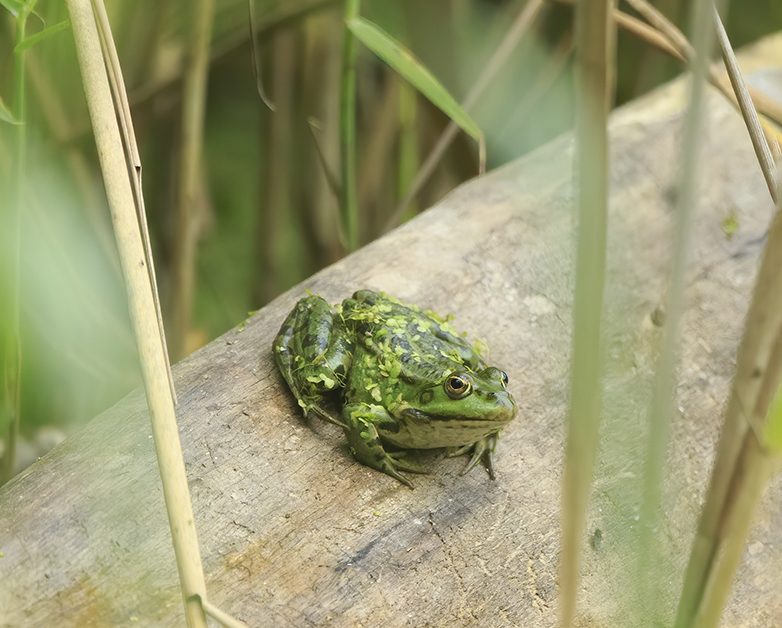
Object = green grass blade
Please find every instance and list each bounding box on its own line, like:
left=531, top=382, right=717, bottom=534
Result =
left=339, top=0, right=361, bottom=252
left=0, top=0, right=23, bottom=17
left=347, top=17, right=482, bottom=143
left=1, top=2, right=27, bottom=486
left=13, top=19, right=70, bottom=53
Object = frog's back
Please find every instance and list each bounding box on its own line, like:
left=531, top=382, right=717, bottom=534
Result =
left=341, top=290, right=485, bottom=380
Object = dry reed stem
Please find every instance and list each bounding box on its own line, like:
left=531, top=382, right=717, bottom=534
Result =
left=713, top=6, right=777, bottom=202
left=622, top=0, right=778, bottom=199
left=66, top=0, right=207, bottom=624
left=675, top=169, right=782, bottom=627
left=90, top=0, right=176, bottom=401
left=551, top=0, right=782, bottom=192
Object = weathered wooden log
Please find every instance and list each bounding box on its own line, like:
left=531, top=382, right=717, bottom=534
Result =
left=3, top=35, right=782, bottom=628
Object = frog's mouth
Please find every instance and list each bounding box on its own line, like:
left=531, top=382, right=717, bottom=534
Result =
left=382, top=411, right=512, bottom=450
left=399, top=406, right=516, bottom=427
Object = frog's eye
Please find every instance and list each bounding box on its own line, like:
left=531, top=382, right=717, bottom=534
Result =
left=501, top=371, right=509, bottom=387
left=444, top=374, right=472, bottom=399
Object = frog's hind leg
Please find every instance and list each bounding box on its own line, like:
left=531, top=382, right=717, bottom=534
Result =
left=308, top=405, right=347, bottom=428
left=273, top=295, right=352, bottom=426
left=342, top=404, right=426, bottom=488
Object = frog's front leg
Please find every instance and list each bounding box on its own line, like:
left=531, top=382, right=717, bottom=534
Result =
left=447, top=431, right=501, bottom=479
left=342, top=403, right=424, bottom=488
left=273, top=295, right=353, bottom=426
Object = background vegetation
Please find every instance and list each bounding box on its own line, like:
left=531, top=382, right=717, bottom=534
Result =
left=0, top=0, right=779, bottom=474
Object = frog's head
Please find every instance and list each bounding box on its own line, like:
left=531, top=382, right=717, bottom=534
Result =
left=409, top=366, right=517, bottom=428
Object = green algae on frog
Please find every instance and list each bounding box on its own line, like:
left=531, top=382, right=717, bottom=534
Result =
left=273, top=290, right=517, bottom=487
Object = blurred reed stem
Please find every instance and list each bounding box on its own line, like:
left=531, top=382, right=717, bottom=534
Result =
left=385, top=0, right=544, bottom=232
left=1, top=6, right=28, bottom=486
left=65, top=0, right=208, bottom=624
left=358, top=74, right=398, bottom=236
left=339, top=0, right=361, bottom=251
left=675, top=177, right=782, bottom=628
left=170, top=0, right=216, bottom=360
left=259, top=21, right=296, bottom=303
left=636, top=0, right=717, bottom=620
left=496, top=30, right=574, bottom=140
left=397, top=79, right=418, bottom=223
left=559, top=0, right=614, bottom=626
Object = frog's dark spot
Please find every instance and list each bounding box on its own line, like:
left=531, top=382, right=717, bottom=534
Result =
left=389, top=335, right=412, bottom=354
left=399, top=371, right=417, bottom=384
left=429, top=338, right=445, bottom=353
left=377, top=420, right=400, bottom=434
left=303, top=333, right=326, bottom=351
left=401, top=408, right=429, bottom=424
left=752, top=367, right=762, bottom=378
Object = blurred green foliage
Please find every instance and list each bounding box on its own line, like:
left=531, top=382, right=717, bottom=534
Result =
left=0, top=0, right=778, bottom=458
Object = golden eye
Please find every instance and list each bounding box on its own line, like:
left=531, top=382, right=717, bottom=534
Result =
left=501, top=371, right=509, bottom=387
left=445, top=374, right=472, bottom=399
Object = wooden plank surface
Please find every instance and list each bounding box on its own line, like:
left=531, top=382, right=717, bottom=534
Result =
left=2, top=35, right=782, bottom=627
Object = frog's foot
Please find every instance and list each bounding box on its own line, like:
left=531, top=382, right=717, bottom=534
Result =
left=343, top=406, right=424, bottom=488
left=447, top=433, right=500, bottom=479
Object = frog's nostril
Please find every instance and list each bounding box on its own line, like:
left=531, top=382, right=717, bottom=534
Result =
left=487, top=392, right=496, bottom=400
left=495, top=392, right=513, bottom=407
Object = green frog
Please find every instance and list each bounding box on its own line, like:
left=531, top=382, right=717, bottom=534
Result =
left=273, top=290, right=517, bottom=487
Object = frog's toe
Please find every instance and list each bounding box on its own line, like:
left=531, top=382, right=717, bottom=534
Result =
left=449, top=435, right=499, bottom=479
left=446, top=444, right=473, bottom=458
left=460, top=446, right=495, bottom=479
left=381, top=464, right=416, bottom=489
left=365, top=452, right=424, bottom=488
left=387, top=452, right=429, bottom=474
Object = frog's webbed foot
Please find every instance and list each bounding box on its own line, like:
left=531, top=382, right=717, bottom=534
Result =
left=447, top=432, right=500, bottom=479
left=343, top=405, right=424, bottom=489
